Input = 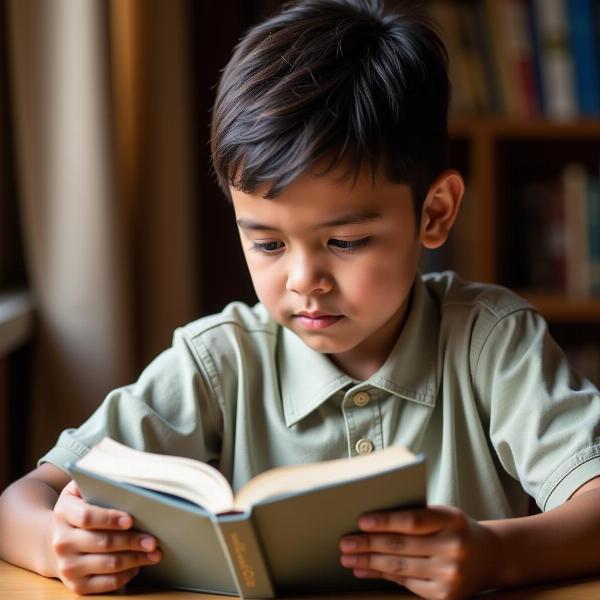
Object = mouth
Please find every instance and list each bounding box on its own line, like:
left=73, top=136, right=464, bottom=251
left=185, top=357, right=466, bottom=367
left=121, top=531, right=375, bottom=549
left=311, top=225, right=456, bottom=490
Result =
left=293, top=312, right=343, bottom=330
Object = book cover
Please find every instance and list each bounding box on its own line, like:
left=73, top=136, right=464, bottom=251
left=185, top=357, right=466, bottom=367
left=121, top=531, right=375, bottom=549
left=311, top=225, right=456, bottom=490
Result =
left=567, top=0, right=600, bottom=115
left=68, top=445, right=426, bottom=598
left=563, top=163, right=590, bottom=297
left=428, top=1, right=475, bottom=115
left=532, top=0, right=578, bottom=120
left=502, top=0, right=541, bottom=116
left=484, top=0, right=520, bottom=116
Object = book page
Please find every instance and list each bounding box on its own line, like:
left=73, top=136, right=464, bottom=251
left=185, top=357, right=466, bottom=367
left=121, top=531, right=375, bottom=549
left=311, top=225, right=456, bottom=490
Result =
left=76, top=438, right=235, bottom=514
left=233, top=445, right=415, bottom=511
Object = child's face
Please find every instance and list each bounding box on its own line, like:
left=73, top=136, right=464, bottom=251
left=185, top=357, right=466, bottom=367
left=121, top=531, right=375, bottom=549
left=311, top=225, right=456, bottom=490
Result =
left=230, top=163, right=425, bottom=378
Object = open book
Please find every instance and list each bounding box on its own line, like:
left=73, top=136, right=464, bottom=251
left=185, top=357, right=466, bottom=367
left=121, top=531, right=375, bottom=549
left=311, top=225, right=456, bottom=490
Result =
left=68, top=438, right=426, bottom=598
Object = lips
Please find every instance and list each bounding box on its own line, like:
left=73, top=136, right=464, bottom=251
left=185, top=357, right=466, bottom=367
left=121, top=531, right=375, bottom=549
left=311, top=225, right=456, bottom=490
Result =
left=293, top=311, right=343, bottom=330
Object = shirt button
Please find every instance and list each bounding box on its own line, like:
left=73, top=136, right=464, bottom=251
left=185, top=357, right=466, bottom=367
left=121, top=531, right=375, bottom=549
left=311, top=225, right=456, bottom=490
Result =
left=355, top=438, right=374, bottom=455
left=353, top=391, right=370, bottom=407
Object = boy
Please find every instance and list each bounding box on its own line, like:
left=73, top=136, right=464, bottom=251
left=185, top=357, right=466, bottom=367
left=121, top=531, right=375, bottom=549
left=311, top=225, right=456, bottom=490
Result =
left=2, top=0, right=600, bottom=598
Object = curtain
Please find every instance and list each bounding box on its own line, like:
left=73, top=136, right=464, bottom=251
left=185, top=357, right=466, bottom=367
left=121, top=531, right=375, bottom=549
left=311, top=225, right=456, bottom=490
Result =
left=5, top=0, right=199, bottom=465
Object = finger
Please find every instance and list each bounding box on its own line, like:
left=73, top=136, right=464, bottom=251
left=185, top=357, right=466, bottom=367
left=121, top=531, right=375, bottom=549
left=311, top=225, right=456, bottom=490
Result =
left=358, top=506, right=457, bottom=535
left=384, top=575, right=440, bottom=599
left=76, top=567, right=140, bottom=594
left=57, top=494, right=133, bottom=530
left=340, top=533, right=432, bottom=557
left=62, top=550, right=161, bottom=578
left=68, top=528, right=158, bottom=554
left=340, top=552, right=432, bottom=580
left=63, top=480, right=83, bottom=498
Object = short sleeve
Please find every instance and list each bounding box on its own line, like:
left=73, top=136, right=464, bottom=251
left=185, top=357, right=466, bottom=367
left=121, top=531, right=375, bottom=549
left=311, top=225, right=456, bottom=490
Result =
left=38, top=327, right=224, bottom=473
left=474, top=309, right=600, bottom=511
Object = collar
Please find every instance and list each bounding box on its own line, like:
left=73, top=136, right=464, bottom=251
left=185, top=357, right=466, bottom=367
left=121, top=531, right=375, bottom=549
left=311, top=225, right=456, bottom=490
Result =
left=277, top=274, right=441, bottom=427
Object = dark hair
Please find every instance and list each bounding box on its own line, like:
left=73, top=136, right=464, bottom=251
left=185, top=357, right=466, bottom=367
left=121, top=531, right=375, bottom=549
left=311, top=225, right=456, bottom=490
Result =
left=210, top=0, right=449, bottom=214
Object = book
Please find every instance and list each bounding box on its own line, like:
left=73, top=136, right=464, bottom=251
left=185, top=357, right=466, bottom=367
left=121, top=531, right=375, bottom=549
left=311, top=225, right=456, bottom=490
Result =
left=502, top=0, right=541, bottom=116
left=67, top=438, right=426, bottom=598
left=587, top=172, right=600, bottom=295
left=428, top=1, right=475, bottom=115
left=532, top=0, right=578, bottom=121
left=567, top=0, right=600, bottom=115
left=562, top=163, right=590, bottom=297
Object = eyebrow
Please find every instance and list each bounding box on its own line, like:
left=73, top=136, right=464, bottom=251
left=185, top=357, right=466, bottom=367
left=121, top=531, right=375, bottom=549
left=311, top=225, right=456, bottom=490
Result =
left=236, top=211, right=383, bottom=231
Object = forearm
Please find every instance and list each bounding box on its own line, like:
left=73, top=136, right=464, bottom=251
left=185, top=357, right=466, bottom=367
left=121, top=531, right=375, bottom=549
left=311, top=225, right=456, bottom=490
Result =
left=0, top=478, right=58, bottom=577
left=482, top=488, right=600, bottom=589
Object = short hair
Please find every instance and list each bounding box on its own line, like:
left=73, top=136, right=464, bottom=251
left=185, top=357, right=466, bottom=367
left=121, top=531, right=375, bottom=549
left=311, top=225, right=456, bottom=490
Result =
left=210, top=0, right=449, bottom=214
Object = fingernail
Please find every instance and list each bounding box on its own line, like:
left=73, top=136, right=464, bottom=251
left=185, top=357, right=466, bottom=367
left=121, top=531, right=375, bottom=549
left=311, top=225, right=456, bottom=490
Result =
left=147, top=551, right=161, bottom=562
left=140, top=536, right=155, bottom=551
left=340, top=537, right=358, bottom=551
left=359, top=516, right=377, bottom=529
left=118, top=516, right=131, bottom=528
left=354, top=569, right=371, bottom=578
left=340, top=555, right=357, bottom=567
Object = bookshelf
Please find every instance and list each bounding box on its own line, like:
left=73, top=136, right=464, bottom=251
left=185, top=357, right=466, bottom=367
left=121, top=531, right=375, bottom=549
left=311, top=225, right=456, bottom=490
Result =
left=424, top=0, right=600, bottom=385
left=447, top=116, right=600, bottom=312
left=443, top=117, right=600, bottom=383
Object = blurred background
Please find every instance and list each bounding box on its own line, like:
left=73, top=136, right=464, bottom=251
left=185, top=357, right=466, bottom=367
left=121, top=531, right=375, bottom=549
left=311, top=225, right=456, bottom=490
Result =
left=1, top=0, right=600, bottom=489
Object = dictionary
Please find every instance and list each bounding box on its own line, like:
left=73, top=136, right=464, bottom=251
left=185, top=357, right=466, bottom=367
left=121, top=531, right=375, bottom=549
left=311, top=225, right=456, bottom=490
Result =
left=68, top=438, right=426, bottom=597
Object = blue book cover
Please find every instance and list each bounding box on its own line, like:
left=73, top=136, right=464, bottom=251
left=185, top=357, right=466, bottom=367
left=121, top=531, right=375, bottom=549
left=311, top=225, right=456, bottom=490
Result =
left=567, top=0, right=600, bottom=114
left=527, top=0, right=546, bottom=114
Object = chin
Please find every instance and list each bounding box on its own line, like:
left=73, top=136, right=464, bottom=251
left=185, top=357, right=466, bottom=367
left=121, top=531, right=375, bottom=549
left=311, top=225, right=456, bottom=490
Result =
left=298, top=334, right=359, bottom=355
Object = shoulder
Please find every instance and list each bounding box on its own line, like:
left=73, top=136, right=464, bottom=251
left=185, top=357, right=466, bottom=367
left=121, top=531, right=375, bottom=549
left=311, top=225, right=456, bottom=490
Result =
left=421, top=271, right=544, bottom=372
left=182, top=301, right=278, bottom=340
left=174, top=301, right=280, bottom=378
left=422, top=270, right=532, bottom=320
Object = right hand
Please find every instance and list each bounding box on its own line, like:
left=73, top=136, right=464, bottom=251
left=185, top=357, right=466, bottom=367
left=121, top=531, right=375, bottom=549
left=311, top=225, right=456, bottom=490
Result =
left=47, top=480, right=162, bottom=594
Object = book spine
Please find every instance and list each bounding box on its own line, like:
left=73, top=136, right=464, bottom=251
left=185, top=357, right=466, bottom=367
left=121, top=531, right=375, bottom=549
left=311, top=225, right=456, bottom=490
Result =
left=563, top=163, right=590, bottom=297
left=214, top=514, right=275, bottom=599
left=533, top=0, right=578, bottom=120
left=526, top=0, right=546, bottom=114
left=588, top=174, right=600, bottom=295
left=504, top=0, right=541, bottom=116
left=567, top=0, right=600, bottom=115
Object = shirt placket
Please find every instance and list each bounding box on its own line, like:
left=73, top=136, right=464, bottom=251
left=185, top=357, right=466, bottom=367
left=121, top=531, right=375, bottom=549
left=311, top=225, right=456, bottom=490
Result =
left=342, top=387, right=384, bottom=457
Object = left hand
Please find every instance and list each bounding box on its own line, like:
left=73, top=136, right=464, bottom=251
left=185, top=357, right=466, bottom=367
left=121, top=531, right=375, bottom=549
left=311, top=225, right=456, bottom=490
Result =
left=339, top=505, right=497, bottom=600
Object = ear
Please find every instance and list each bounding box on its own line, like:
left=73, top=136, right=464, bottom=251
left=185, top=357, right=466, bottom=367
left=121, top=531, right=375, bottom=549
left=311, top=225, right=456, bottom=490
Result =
left=419, top=170, right=464, bottom=249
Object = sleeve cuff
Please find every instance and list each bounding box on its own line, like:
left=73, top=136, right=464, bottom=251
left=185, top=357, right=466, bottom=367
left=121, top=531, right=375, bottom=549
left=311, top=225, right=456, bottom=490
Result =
left=540, top=446, right=600, bottom=511
left=37, top=438, right=93, bottom=472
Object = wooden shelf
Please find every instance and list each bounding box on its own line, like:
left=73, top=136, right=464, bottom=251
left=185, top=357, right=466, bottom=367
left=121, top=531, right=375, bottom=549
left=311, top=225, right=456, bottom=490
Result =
left=518, top=292, right=600, bottom=323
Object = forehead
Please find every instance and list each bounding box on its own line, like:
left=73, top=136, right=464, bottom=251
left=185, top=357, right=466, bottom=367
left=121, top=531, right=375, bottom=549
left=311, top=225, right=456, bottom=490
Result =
left=230, top=161, right=413, bottom=221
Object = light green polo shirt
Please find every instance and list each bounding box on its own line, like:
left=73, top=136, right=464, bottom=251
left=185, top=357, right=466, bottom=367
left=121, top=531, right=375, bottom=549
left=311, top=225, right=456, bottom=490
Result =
left=40, top=271, right=600, bottom=520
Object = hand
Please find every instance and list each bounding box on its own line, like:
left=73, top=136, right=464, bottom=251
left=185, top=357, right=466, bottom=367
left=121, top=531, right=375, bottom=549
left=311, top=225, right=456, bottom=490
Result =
left=339, top=505, right=496, bottom=600
left=47, top=480, right=162, bottom=594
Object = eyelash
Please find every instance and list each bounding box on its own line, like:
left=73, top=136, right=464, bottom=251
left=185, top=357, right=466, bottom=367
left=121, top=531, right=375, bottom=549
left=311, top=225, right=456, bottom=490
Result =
left=250, top=237, right=372, bottom=254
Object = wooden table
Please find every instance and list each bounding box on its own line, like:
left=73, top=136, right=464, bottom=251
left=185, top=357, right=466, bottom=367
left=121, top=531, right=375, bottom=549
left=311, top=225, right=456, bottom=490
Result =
left=2, top=560, right=600, bottom=599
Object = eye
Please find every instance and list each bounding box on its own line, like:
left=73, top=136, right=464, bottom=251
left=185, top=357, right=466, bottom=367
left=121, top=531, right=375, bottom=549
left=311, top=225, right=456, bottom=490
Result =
left=328, top=237, right=371, bottom=251
left=250, top=240, right=285, bottom=254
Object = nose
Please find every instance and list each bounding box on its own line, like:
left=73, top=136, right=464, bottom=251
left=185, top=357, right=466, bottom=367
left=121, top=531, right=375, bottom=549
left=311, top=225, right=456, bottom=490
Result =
left=285, top=251, right=333, bottom=295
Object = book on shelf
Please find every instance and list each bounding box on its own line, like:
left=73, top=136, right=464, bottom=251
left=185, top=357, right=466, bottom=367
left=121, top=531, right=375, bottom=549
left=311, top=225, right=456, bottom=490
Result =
left=515, top=163, right=600, bottom=298
left=532, top=0, right=578, bottom=121
left=567, top=0, right=600, bottom=115
left=68, top=438, right=426, bottom=598
left=429, top=1, right=475, bottom=114
left=439, top=0, right=600, bottom=119
left=563, top=163, right=590, bottom=297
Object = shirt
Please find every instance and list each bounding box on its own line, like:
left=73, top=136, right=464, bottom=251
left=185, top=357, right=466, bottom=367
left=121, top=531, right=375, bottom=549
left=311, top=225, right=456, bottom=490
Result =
left=40, top=271, right=600, bottom=520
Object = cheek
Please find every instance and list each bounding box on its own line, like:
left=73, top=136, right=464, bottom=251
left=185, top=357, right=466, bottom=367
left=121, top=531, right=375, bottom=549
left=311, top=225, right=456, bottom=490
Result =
left=340, top=255, right=415, bottom=308
left=245, top=261, right=284, bottom=309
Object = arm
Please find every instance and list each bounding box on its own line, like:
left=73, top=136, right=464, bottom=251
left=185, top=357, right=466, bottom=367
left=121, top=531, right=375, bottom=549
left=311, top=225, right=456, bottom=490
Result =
left=485, top=476, right=600, bottom=588
left=0, top=464, right=161, bottom=594
left=339, top=476, right=600, bottom=600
